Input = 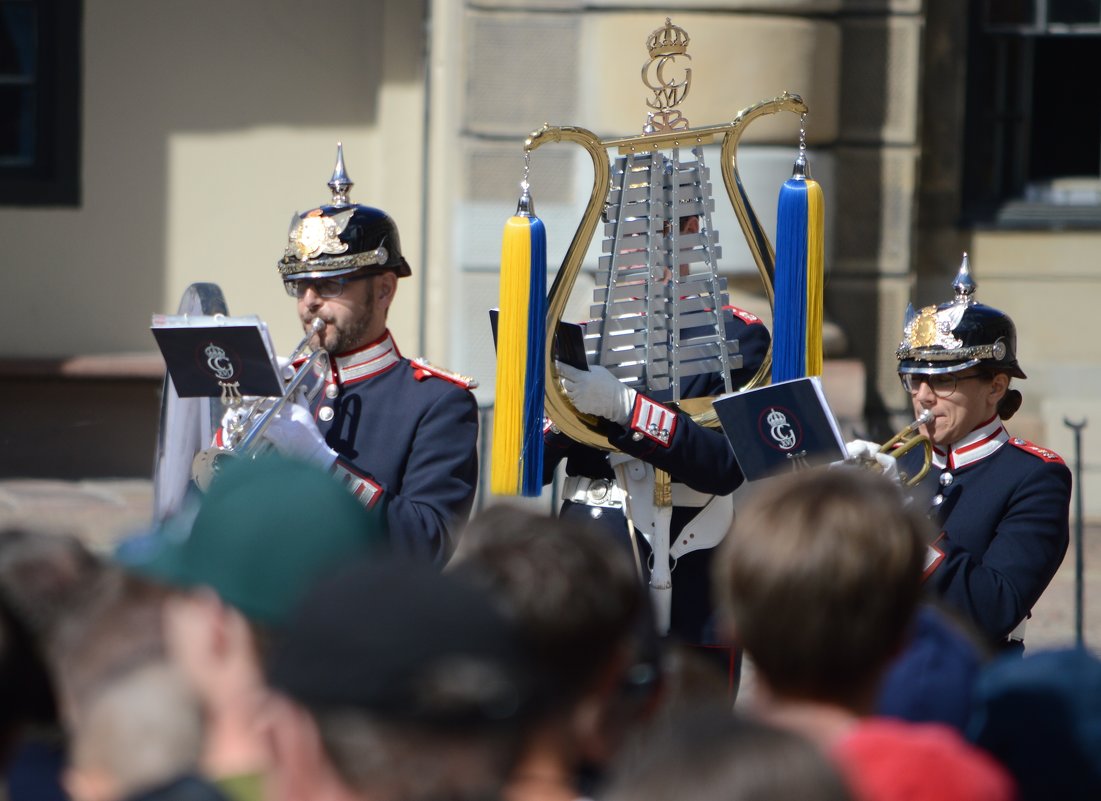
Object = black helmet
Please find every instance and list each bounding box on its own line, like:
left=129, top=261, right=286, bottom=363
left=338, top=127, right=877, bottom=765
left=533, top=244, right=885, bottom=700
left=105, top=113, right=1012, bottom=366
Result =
left=276, top=144, right=412, bottom=282
left=896, top=254, right=1026, bottom=379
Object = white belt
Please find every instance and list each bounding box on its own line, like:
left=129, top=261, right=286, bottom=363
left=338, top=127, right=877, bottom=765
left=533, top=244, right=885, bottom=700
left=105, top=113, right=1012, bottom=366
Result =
left=561, top=475, right=712, bottom=508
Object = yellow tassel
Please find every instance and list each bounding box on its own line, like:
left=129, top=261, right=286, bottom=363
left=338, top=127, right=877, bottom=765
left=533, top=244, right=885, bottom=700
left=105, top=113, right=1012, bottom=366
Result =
left=491, top=217, right=532, bottom=495
left=804, top=179, right=825, bottom=377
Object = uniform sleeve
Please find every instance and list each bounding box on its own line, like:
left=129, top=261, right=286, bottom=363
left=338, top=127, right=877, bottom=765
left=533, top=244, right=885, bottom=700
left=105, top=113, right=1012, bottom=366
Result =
left=337, top=389, right=479, bottom=565
left=605, top=402, right=745, bottom=496
left=929, top=460, right=1071, bottom=642
left=599, top=313, right=764, bottom=494
left=541, top=309, right=765, bottom=496
left=728, top=313, right=771, bottom=389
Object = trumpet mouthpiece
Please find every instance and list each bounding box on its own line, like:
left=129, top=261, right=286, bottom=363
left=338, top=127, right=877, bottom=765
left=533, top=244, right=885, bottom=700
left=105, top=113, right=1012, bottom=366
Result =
left=310, top=317, right=325, bottom=333
left=914, top=409, right=934, bottom=427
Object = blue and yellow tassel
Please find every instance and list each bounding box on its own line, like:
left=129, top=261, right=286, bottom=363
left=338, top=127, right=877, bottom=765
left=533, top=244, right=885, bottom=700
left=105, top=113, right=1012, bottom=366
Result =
left=772, top=149, right=825, bottom=383
left=491, top=184, right=547, bottom=496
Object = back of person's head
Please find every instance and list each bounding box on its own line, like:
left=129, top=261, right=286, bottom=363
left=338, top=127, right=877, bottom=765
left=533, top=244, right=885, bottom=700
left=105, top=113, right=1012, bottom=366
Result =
left=714, top=468, right=930, bottom=708
left=967, top=647, right=1101, bottom=800
left=64, top=661, right=203, bottom=801
left=450, top=506, right=658, bottom=787
left=0, top=528, right=103, bottom=764
left=603, top=704, right=854, bottom=801
left=452, top=506, right=651, bottom=708
left=0, top=528, right=102, bottom=641
left=49, top=569, right=172, bottom=729
left=267, top=557, right=538, bottom=801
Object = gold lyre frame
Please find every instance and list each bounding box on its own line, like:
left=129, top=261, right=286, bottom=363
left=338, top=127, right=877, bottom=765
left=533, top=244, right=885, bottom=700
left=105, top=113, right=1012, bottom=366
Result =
left=530, top=92, right=809, bottom=451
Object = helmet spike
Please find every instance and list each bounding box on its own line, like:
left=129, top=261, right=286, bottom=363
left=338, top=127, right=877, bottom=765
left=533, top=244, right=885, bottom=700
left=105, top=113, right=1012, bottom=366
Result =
left=953, top=251, right=976, bottom=303
left=328, top=142, right=354, bottom=206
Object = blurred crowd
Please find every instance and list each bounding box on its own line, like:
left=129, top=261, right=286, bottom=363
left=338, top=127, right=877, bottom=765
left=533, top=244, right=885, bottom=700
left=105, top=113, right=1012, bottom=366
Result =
left=1, top=456, right=1098, bottom=801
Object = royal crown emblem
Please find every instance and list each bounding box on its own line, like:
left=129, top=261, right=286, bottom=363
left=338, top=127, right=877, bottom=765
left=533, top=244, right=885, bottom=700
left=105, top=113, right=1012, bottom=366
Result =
left=646, top=17, right=689, bottom=58
left=901, top=304, right=964, bottom=351
left=288, top=208, right=355, bottom=261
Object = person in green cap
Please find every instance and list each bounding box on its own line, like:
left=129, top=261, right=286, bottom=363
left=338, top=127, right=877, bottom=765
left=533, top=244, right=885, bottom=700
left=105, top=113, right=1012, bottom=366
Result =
left=116, top=454, right=385, bottom=801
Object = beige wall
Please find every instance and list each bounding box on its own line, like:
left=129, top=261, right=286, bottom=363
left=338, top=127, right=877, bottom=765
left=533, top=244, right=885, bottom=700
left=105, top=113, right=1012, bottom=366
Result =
left=969, top=231, right=1101, bottom=518
left=0, top=0, right=427, bottom=359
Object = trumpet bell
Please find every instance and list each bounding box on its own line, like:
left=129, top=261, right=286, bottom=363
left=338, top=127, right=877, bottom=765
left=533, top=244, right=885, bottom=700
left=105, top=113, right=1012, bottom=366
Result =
left=191, top=447, right=233, bottom=493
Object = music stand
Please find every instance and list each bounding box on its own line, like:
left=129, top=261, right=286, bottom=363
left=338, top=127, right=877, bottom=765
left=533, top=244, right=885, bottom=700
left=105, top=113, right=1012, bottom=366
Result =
left=151, top=314, right=283, bottom=401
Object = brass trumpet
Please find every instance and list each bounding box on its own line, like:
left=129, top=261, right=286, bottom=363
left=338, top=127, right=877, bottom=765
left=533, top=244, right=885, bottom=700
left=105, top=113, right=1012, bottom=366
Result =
left=877, top=409, right=934, bottom=486
left=191, top=318, right=329, bottom=491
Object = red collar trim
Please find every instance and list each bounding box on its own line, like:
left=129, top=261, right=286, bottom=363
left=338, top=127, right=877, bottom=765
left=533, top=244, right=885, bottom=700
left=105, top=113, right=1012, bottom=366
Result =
left=332, top=330, right=402, bottom=384
left=932, top=414, right=1008, bottom=471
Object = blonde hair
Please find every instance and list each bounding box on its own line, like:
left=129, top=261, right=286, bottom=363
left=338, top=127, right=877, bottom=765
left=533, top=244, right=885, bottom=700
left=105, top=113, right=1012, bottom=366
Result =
left=69, top=661, right=203, bottom=799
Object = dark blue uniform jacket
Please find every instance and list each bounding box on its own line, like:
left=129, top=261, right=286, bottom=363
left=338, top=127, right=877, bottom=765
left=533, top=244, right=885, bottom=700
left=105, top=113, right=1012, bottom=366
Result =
left=901, top=415, right=1071, bottom=644
left=306, top=331, right=479, bottom=563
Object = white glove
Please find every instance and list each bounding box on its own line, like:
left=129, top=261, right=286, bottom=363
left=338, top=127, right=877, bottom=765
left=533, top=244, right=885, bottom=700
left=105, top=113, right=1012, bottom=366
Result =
left=843, top=439, right=900, bottom=484
left=275, top=355, right=294, bottom=381
left=219, top=404, right=250, bottom=441
left=259, top=402, right=338, bottom=469
left=217, top=398, right=275, bottom=449
left=557, top=362, right=636, bottom=426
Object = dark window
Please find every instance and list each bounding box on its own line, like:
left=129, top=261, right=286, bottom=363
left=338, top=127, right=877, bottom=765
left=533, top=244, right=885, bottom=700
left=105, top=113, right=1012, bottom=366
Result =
left=962, top=1, right=1101, bottom=228
left=0, top=0, right=81, bottom=206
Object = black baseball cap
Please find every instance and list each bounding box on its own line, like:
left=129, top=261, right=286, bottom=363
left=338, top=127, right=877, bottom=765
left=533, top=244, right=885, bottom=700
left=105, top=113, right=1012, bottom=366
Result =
left=268, top=559, right=537, bottom=729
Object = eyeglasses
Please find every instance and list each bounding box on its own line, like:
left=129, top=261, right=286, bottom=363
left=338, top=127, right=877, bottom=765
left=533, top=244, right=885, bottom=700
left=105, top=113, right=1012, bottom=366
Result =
left=899, top=372, right=986, bottom=398
left=284, top=274, right=370, bottom=299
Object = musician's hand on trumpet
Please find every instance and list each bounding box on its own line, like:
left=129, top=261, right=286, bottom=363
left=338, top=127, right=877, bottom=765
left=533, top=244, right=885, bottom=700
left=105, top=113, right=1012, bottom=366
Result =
left=842, top=439, right=901, bottom=484
left=217, top=357, right=297, bottom=449
left=218, top=403, right=255, bottom=450
left=258, top=400, right=338, bottom=470
left=833, top=410, right=935, bottom=487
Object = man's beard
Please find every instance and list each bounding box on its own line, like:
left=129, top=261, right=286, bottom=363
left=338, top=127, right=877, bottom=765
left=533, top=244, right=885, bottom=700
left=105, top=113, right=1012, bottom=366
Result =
left=305, top=307, right=374, bottom=355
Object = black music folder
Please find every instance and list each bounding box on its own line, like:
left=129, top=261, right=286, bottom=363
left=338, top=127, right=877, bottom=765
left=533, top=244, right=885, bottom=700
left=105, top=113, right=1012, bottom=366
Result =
left=151, top=314, right=283, bottom=398
left=713, top=376, right=847, bottom=481
left=488, top=309, right=589, bottom=370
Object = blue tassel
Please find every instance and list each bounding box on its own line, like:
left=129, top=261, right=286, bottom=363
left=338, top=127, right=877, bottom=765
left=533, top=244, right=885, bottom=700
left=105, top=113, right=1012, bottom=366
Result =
left=520, top=217, right=547, bottom=496
left=773, top=178, right=810, bottom=383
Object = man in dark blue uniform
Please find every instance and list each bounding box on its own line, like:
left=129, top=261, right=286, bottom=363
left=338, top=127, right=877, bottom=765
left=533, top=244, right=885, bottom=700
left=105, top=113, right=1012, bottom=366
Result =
left=888, top=256, right=1070, bottom=652
left=545, top=295, right=769, bottom=657
left=246, top=148, right=479, bottom=563
left=544, top=210, right=770, bottom=663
